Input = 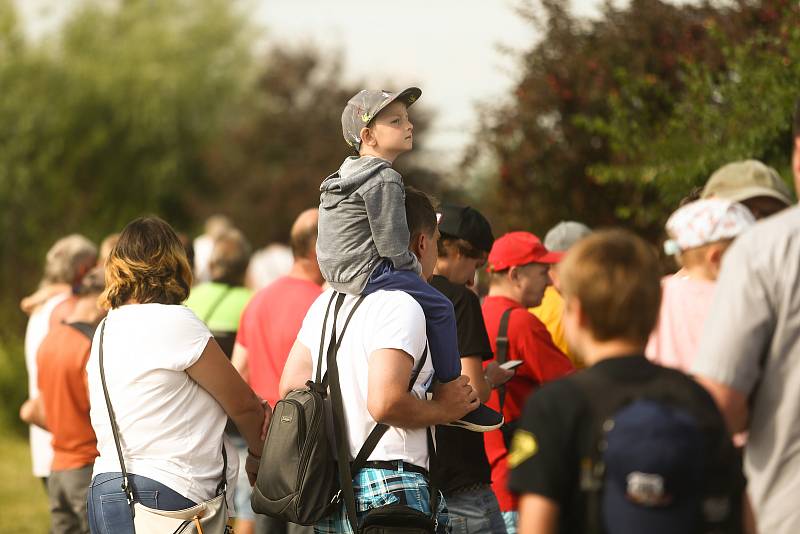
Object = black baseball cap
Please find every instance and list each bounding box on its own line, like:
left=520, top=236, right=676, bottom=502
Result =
left=437, top=205, right=494, bottom=254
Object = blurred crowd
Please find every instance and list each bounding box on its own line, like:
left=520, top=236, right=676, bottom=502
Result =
left=15, top=95, right=800, bottom=534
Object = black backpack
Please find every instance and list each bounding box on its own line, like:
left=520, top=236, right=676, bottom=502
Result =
left=569, top=365, right=743, bottom=534
left=251, top=292, right=429, bottom=526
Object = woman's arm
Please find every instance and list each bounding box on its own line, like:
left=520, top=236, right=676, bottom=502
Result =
left=187, top=338, right=269, bottom=476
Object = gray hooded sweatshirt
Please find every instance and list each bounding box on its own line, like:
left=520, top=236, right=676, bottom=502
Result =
left=317, top=156, right=422, bottom=295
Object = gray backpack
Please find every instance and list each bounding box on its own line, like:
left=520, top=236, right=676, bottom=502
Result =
left=251, top=292, right=427, bottom=526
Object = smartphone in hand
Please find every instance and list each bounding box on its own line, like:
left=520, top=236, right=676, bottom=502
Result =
left=499, top=360, right=523, bottom=371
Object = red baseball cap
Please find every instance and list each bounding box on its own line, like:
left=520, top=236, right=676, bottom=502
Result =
left=487, top=231, right=563, bottom=272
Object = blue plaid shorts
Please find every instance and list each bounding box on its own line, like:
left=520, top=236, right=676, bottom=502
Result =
left=314, top=464, right=449, bottom=534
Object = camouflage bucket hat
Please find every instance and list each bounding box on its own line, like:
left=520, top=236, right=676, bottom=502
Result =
left=341, top=87, right=421, bottom=150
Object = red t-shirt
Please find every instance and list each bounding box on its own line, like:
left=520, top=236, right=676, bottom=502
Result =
left=37, top=322, right=98, bottom=471
left=481, top=295, right=574, bottom=511
left=236, top=276, right=322, bottom=406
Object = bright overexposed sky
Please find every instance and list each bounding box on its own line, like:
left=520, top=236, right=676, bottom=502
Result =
left=251, top=0, right=611, bottom=168
left=16, top=0, right=698, bottom=170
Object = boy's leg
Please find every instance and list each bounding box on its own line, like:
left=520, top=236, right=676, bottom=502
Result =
left=365, top=263, right=503, bottom=432
left=364, top=265, right=461, bottom=381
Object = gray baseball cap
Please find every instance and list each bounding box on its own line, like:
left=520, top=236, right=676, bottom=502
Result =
left=701, top=160, right=793, bottom=206
left=341, top=87, right=422, bottom=150
left=544, top=221, right=592, bottom=252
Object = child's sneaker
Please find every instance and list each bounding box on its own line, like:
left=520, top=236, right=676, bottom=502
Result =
left=445, top=403, right=504, bottom=432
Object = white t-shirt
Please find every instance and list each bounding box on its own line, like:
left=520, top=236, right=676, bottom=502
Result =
left=24, top=292, right=69, bottom=477
left=88, top=304, right=238, bottom=508
left=193, top=234, right=214, bottom=285
left=297, top=289, right=434, bottom=469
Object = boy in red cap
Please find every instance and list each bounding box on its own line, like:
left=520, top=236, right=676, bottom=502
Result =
left=481, top=232, right=574, bottom=533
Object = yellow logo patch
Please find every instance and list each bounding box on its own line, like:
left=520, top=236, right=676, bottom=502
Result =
left=507, top=430, right=538, bottom=468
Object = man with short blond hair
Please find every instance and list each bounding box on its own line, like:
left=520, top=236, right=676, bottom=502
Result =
left=511, top=229, right=741, bottom=534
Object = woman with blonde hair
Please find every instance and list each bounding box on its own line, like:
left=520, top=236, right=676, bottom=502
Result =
left=85, top=216, right=269, bottom=534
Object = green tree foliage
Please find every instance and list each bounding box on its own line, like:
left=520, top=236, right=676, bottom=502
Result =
left=462, top=0, right=785, bottom=237
left=0, top=1, right=438, bottom=434
left=0, top=0, right=252, bottom=433
left=0, top=0, right=251, bottom=331
left=592, top=0, right=800, bottom=220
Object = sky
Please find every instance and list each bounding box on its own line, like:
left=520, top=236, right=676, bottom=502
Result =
left=251, top=0, right=612, bottom=169
left=15, top=0, right=670, bottom=170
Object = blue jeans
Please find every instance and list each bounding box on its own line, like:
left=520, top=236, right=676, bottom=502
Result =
left=87, top=472, right=196, bottom=534
left=365, top=262, right=461, bottom=381
left=230, top=434, right=255, bottom=521
left=446, top=484, right=507, bottom=534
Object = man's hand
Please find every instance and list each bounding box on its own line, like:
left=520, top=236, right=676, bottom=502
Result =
left=431, top=375, right=479, bottom=422
left=485, top=361, right=515, bottom=389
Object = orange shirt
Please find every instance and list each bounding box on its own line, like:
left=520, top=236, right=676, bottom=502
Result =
left=37, top=322, right=98, bottom=471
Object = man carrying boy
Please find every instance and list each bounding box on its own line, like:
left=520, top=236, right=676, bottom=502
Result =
left=316, top=87, right=501, bottom=431
left=482, top=232, right=574, bottom=533
left=280, top=188, right=478, bottom=533
left=509, top=230, right=742, bottom=534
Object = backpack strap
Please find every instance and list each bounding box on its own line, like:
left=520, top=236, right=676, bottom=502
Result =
left=324, top=293, right=362, bottom=532
left=201, top=284, right=233, bottom=324
left=350, top=345, right=429, bottom=472
left=314, top=292, right=338, bottom=385
left=569, top=369, right=618, bottom=534
left=495, top=308, right=513, bottom=411
left=67, top=321, right=97, bottom=341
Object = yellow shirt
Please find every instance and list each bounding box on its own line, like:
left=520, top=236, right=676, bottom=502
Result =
left=529, top=286, right=582, bottom=367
